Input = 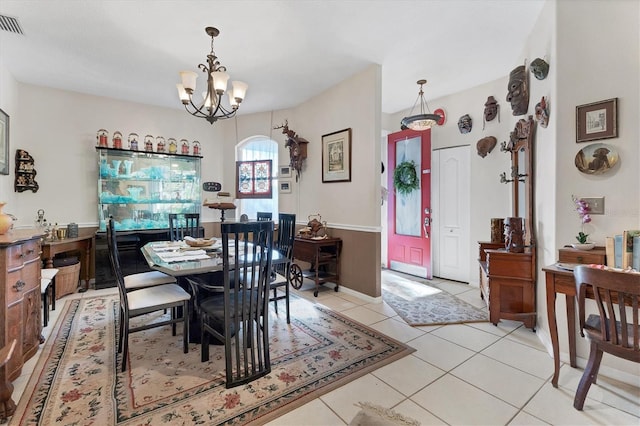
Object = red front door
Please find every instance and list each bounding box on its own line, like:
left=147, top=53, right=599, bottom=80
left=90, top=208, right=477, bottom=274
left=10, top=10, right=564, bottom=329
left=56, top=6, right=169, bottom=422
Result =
left=387, top=129, right=432, bottom=278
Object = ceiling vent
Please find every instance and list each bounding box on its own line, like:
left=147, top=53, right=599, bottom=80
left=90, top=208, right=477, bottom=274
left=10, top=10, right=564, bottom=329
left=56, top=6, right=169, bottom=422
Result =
left=0, top=15, right=23, bottom=35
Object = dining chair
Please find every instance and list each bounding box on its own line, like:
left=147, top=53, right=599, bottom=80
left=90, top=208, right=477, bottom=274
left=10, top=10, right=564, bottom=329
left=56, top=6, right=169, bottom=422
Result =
left=256, top=211, right=272, bottom=221
left=572, top=265, right=640, bottom=410
left=198, top=220, right=274, bottom=388
left=41, top=268, right=58, bottom=327
left=269, top=213, right=296, bottom=323
left=169, top=213, right=200, bottom=241
left=107, top=218, right=191, bottom=372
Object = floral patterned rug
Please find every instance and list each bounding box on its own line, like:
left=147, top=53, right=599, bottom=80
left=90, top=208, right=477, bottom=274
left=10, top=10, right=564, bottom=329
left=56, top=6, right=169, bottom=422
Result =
left=11, top=294, right=413, bottom=425
left=382, top=271, right=489, bottom=326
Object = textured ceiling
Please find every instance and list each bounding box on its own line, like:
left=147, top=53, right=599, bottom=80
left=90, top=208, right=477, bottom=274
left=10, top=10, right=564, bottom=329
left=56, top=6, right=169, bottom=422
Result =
left=0, top=0, right=545, bottom=116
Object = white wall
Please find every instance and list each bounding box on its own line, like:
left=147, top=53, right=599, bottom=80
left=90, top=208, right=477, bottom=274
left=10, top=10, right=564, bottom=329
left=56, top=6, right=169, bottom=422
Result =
left=0, top=62, right=20, bottom=205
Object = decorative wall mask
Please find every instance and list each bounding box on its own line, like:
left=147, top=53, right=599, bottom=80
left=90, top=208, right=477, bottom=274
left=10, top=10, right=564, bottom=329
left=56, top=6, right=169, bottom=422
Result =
left=457, top=114, right=473, bottom=134
left=274, top=120, right=309, bottom=182
left=506, top=65, right=529, bottom=116
left=530, top=58, right=549, bottom=80
left=483, top=96, right=500, bottom=129
left=574, top=142, right=619, bottom=175
left=534, top=96, right=549, bottom=128
left=476, top=136, right=497, bottom=158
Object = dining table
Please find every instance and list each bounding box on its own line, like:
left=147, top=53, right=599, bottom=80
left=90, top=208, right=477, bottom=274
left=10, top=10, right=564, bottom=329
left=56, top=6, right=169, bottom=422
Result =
left=140, top=239, right=285, bottom=343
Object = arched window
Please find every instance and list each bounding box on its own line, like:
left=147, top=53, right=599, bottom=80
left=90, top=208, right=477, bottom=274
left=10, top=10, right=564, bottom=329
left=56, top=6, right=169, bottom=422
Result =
left=236, top=136, right=279, bottom=219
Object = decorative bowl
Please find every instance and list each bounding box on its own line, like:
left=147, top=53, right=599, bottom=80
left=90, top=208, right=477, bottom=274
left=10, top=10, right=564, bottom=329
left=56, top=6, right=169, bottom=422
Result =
left=571, top=243, right=595, bottom=251
left=184, top=237, right=216, bottom=248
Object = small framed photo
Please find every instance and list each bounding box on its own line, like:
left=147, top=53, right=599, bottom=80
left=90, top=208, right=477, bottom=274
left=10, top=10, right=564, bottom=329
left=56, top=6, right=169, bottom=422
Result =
left=0, top=108, right=9, bottom=175
left=576, top=98, right=617, bottom=143
left=279, top=164, right=292, bottom=178
left=322, top=128, right=352, bottom=183
left=279, top=181, right=292, bottom=193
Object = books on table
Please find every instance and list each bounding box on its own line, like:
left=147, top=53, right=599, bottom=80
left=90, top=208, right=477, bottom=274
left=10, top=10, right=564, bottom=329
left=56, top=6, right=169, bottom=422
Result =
left=622, top=230, right=640, bottom=269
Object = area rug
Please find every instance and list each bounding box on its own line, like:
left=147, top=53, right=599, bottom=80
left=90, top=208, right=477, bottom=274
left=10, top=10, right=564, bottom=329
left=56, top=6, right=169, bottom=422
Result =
left=11, top=294, right=413, bottom=425
left=382, top=271, right=488, bottom=326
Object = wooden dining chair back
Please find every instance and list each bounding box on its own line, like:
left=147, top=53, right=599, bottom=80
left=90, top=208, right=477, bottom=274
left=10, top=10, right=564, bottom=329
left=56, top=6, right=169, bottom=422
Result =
left=107, top=218, right=191, bottom=372
left=169, top=213, right=200, bottom=241
left=572, top=265, right=640, bottom=410
left=198, top=220, right=274, bottom=388
left=270, top=213, right=296, bottom=323
left=256, top=211, right=272, bottom=221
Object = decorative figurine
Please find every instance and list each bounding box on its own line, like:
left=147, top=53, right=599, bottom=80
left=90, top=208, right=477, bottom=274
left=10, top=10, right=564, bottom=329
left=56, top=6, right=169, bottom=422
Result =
left=128, top=133, right=139, bottom=151
left=483, top=96, right=500, bottom=129
left=156, top=136, right=166, bottom=153
left=534, top=96, right=549, bottom=128
left=274, top=120, right=309, bottom=182
left=192, top=140, right=201, bottom=156
left=476, top=136, right=497, bottom=158
left=144, top=135, right=154, bottom=152
left=530, top=57, right=549, bottom=80
left=168, top=138, right=178, bottom=154
left=457, top=114, right=473, bottom=134
left=112, top=131, right=123, bottom=149
left=506, top=64, right=529, bottom=116
left=97, top=129, right=109, bottom=147
left=180, top=139, right=190, bottom=155
left=504, top=217, right=525, bottom=253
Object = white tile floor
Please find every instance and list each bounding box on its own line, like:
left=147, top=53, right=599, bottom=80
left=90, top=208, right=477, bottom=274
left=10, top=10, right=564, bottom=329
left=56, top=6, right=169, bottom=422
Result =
left=13, top=273, right=640, bottom=426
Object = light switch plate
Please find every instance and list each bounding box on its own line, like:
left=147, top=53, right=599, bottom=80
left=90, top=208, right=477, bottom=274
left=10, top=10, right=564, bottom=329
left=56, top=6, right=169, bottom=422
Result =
left=582, top=197, right=605, bottom=214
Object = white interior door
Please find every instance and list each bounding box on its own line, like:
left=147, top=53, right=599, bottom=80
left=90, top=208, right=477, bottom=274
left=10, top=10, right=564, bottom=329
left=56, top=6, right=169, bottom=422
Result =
left=432, top=145, right=470, bottom=282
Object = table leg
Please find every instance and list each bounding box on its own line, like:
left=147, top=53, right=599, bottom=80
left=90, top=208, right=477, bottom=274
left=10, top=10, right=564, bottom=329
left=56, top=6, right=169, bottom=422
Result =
left=546, top=278, right=560, bottom=388
left=565, top=294, right=577, bottom=367
left=45, top=256, right=54, bottom=269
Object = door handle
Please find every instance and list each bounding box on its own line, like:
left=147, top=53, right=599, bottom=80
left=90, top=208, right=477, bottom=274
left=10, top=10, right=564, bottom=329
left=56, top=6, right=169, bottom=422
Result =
left=423, top=217, right=430, bottom=239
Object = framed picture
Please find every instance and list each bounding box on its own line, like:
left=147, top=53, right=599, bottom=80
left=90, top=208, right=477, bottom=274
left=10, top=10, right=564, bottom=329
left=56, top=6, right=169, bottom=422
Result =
left=576, top=98, right=617, bottom=143
left=0, top=108, right=8, bottom=175
left=279, top=181, right=292, bottom=194
left=322, top=128, right=352, bottom=183
left=279, top=164, right=292, bottom=178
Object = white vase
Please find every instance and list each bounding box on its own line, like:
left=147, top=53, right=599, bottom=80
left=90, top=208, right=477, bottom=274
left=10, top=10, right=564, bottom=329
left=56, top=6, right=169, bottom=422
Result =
left=571, top=243, right=595, bottom=251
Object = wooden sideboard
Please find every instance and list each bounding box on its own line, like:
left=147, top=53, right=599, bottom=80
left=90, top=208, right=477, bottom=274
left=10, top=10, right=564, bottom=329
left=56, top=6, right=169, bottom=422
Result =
left=478, top=241, right=536, bottom=330
left=0, top=229, right=44, bottom=420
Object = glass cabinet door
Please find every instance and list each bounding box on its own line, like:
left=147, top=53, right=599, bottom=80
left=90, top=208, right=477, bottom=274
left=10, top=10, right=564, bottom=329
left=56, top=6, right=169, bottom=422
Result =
left=97, top=148, right=201, bottom=231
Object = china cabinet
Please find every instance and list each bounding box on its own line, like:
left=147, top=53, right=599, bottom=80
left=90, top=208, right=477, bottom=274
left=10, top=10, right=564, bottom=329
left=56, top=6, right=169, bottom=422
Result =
left=97, top=148, right=202, bottom=232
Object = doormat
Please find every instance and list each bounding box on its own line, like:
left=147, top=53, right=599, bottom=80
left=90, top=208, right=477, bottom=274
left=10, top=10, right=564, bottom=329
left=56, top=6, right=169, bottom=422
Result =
left=11, top=293, right=413, bottom=425
left=382, top=270, right=488, bottom=326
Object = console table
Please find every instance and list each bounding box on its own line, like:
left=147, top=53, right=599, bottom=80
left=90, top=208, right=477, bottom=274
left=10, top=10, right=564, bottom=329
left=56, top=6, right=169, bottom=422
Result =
left=292, top=237, right=342, bottom=297
left=41, top=228, right=94, bottom=291
left=543, top=246, right=606, bottom=387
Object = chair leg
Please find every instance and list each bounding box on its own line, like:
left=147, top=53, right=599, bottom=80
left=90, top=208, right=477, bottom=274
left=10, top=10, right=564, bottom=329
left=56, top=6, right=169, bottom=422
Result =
left=574, top=343, right=603, bottom=410
left=285, top=281, right=290, bottom=324
left=118, top=310, right=124, bottom=353
left=42, top=291, right=49, bottom=327
left=183, top=301, right=189, bottom=354
left=272, top=288, right=278, bottom=314
left=51, top=279, right=56, bottom=311
left=171, top=307, right=177, bottom=336
left=121, top=321, right=130, bottom=372
left=201, top=317, right=210, bottom=362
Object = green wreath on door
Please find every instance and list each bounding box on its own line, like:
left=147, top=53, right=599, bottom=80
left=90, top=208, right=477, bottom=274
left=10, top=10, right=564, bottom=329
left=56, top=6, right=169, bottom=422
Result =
left=393, top=161, right=419, bottom=195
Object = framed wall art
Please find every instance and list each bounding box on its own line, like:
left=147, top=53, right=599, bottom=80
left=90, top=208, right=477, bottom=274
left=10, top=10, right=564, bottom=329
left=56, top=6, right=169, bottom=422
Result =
left=0, top=108, right=9, bottom=175
left=279, top=181, right=292, bottom=194
left=279, top=164, right=292, bottom=178
left=322, top=128, right=352, bottom=183
left=576, top=98, right=617, bottom=143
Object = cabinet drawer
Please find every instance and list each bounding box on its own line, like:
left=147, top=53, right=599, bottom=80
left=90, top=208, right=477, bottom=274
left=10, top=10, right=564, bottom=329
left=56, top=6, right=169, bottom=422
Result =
left=6, top=269, right=27, bottom=305
left=558, top=248, right=606, bottom=265
left=5, top=240, right=40, bottom=269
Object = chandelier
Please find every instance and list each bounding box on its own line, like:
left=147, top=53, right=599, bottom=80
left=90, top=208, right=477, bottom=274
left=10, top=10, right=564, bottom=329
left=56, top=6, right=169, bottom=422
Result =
left=400, top=79, right=441, bottom=131
left=176, top=27, right=248, bottom=124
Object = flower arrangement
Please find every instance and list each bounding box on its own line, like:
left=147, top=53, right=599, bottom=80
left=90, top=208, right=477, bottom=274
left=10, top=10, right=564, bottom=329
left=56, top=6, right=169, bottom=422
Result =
left=573, top=195, right=592, bottom=243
